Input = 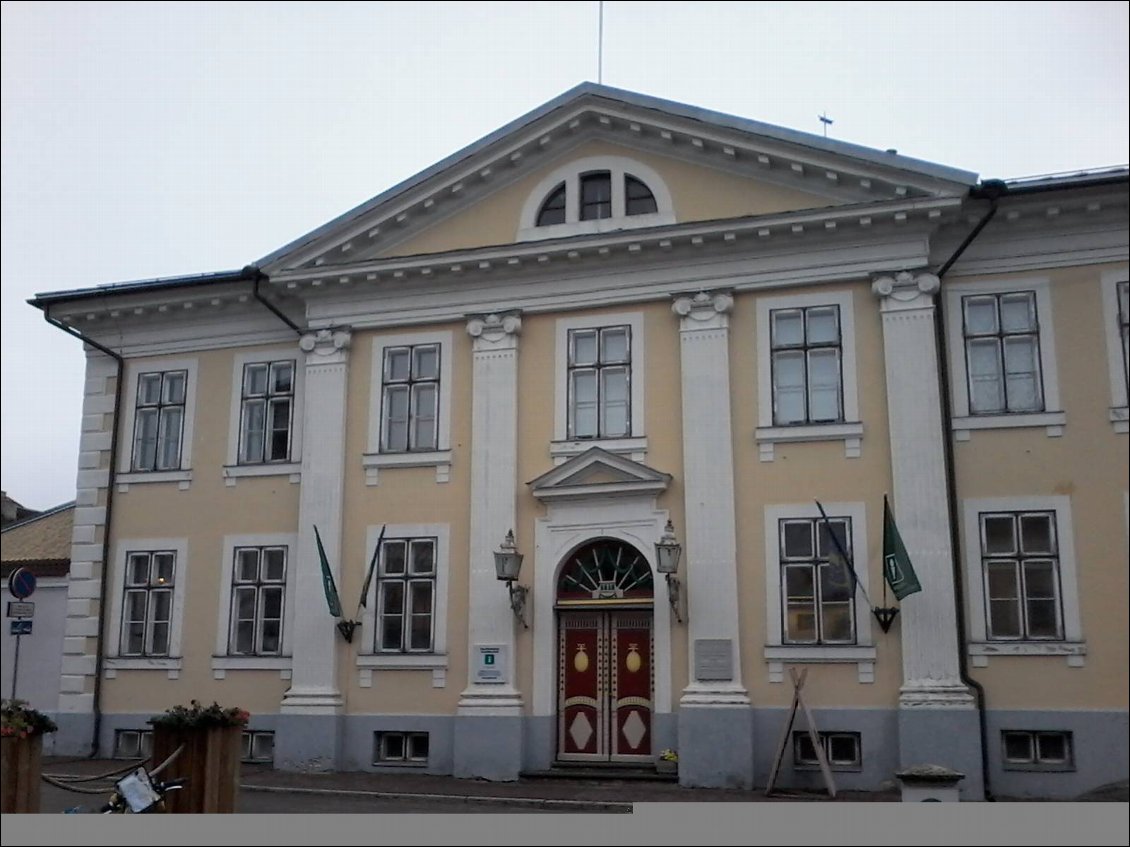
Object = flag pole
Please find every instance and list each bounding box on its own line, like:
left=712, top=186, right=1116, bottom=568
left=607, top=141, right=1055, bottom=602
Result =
left=814, top=500, right=898, bottom=632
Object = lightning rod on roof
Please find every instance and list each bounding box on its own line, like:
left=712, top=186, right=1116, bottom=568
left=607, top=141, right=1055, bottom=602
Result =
left=598, top=1, right=604, bottom=84
left=819, top=112, right=834, bottom=138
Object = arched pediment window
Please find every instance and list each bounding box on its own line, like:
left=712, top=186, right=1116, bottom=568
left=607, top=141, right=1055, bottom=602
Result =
left=518, top=156, right=675, bottom=240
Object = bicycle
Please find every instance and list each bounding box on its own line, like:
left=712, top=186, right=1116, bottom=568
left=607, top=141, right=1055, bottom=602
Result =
left=46, top=742, right=188, bottom=813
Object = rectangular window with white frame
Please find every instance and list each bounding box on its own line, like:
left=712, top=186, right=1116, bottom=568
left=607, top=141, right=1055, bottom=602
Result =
left=1001, top=730, right=1074, bottom=771
left=567, top=325, right=631, bottom=439
left=778, top=516, right=856, bottom=645
left=762, top=503, right=874, bottom=677
left=213, top=533, right=297, bottom=672
left=755, top=290, right=861, bottom=461
left=770, top=305, right=843, bottom=425
left=132, top=370, right=187, bottom=471
left=978, top=510, right=1063, bottom=641
left=238, top=360, right=295, bottom=464
left=120, top=550, right=177, bottom=656
left=962, top=291, right=1044, bottom=415
left=358, top=523, right=449, bottom=671
left=1101, top=268, right=1130, bottom=433
left=962, top=496, right=1084, bottom=663
left=381, top=344, right=440, bottom=453
left=106, top=537, right=189, bottom=672
left=375, top=537, right=436, bottom=652
left=945, top=278, right=1063, bottom=438
left=228, top=546, right=287, bottom=655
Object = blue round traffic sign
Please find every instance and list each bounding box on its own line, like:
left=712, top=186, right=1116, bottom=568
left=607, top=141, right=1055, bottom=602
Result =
left=7, top=567, right=36, bottom=600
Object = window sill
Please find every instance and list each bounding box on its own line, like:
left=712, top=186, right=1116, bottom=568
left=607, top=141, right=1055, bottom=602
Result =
left=968, top=641, right=1086, bottom=667
left=1110, top=406, right=1128, bottom=434
left=222, top=463, right=301, bottom=486
left=356, top=653, right=448, bottom=670
left=104, top=656, right=183, bottom=680
left=1001, top=763, right=1077, bottom=773
left=362, top=451, right=452, bottom=486
left=765, top=645, right=876, bottom=684
left=550, top=436, right=648, bottom=464
left=211, top=656, right=293, bottom=679
left=952, top=411, right=1066, bottom=441
left=117, top=470, right=192, bottom=492
left=755, top=422, right=863, bottom=462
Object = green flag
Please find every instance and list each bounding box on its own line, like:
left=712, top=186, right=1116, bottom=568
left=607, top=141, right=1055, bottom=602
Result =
left=358, top=525, right=385, bottom=611
left=882, top=496, right=921, bottom=600
left=313, top=524, right=343, bottom=618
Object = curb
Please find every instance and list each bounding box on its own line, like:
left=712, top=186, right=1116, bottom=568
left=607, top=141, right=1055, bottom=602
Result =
left=239, top=782, right=633, bottom=812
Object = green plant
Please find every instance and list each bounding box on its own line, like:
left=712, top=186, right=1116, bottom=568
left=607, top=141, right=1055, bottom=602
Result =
left=1, top=699, right=57, bottom=738
left=149, top=700, right=250, bottom=731
left=659, top=748, right=678, bottom=762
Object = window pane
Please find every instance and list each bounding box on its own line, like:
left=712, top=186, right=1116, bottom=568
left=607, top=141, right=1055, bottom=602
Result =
left=150, top=590, right=172, bottom=623
left=263, top=548, right=286, bottom=581
left=268, top=399, right=291, bottom=460
left=244, top=364, right=269, bottom=396
left=1019, top=514, right=1054, bottom=554
left=1037, top=733, right=1068, bottom=762
left=150, top=621, right=169, bottom=655
left=138, top=373, right=163, bottom=405
left=967, top=339, right=1004, bottom=413
left=1003, top=732, right=1033, bottom=762
left=412, top=383, right=437, bottom=449
left=413, top=345, right=439, bottom=380
left=537, top=184, right=567, bottom=226
left=988, top=599, right=1021, bottom=638
left=234, top=620, right=255, bottom=654
left=158, top=407, right=183, bottom=469
left=383, top=386, right=409, bottom=451
left=601, top=368, right=629, bottom=437
left=381, top=581, right=404, bottom=615
left=986, top=561, right=1019, bottom=599
left=1026, top=598, right=1060, bottom=638
left=964, top=296, right=998, bottom=335
left=772, top=310, right=804, bottom=347
left=235, top=587, right=257, bottom=620
left=983, top=515, right=1016, bottom=554
left=125, top=590, right=148, bottom=622
left=795, top=734, right=818, bottom=763
left=601, top=328, right=629, bottom=363
left=821, top=603, right=854, bottom=642
left=127, top=554, right=150, bottom=586
left=1003, top=336, right=1042, bottom=411
left=262, top=586, right=284, bottom=619
left=410, top=581, right=433, bottom=615
left=786, top=603, right=817, bottom=642
left=153, top=553, right=175, bottom=585
left=408, top=734, right=430, bottom=760
left=624, top=176, right=657, bottom=215
left=237, top=549, right=260, bottom=582
left=806, top=307, right=839, bottom=345
left=383, top=542, right=407, bottom=576
left=380, top=614, right=403, bottom=651
left=162, top=371, right=186, bottom=405
left=580, top=172, right=612, bottom=220
left=410, top=540, right=435, bottom=575
left=820, top=561, right=854, bottom=603
left=1000, top=292, right=1036, bottom=333
left=134, top=408, right=159, bottom=470
left=781, top=521, right=813, bottom=559
left=784, top=565, right=815, bottom=599
left=773, top=351, right=805, bottom=424
left=383, top=734, right=405, bottom=760
left=125, top=622, right=146, bottom=655
left=260, top=620, right=281, bottom=654
left=271, top=361, right=293, bottom=394
left=385, top=348, right=411, bottom=382
left=807, top=349, right=841, bottom=422
left=571, top=370, right=598, bottom=437
left=816, top=520, right=850, bottom=561
left=241, top=399, right=266, bottom=463
left=827, top=735, right=858, bottom=765
left=571, top=330, right=598, bottom=366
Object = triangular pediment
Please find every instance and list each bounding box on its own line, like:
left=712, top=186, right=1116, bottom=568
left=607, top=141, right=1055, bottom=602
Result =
left=528, top=447, right=672, bottom=501
left=259, top=83, right=976, bottom=276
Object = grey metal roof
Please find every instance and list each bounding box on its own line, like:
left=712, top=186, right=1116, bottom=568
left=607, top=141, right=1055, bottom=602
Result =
left=29, top=267, right=256, bottom=308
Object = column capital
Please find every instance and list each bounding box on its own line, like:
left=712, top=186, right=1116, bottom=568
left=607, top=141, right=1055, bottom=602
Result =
left=299, top=327, right=352, bottom=364
left=466, top=311, right=522, bottom=352
left=871, top=270, right=940, bottom=311
left=672, top=290, right=734, bottom=331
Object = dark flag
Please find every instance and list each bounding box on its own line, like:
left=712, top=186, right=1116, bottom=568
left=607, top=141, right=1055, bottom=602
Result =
left=358, top=526, right=386, bottom=610
left=882, top=496, right=922, bottom=600
left=313, top=524, right=343, bottom=618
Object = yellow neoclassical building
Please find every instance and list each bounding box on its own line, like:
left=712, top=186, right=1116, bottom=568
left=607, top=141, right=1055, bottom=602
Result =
left=29, top=84, right=1128, bottom=798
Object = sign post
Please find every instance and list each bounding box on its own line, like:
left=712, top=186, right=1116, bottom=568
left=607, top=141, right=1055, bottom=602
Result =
left=6, top=567, right=37, bottom=702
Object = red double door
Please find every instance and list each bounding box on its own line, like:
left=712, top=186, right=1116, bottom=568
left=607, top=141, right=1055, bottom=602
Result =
left=557, top=609, right=653, bottom=763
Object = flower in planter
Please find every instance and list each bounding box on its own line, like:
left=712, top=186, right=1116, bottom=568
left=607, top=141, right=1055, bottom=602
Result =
left=659, top=748, right=678, bottom=762
left=1, top=699, right=57, bottom=739
left=149, top=700, right=251, bottom=730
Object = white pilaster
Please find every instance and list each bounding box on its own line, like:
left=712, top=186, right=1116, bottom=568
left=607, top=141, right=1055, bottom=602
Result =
left=673, top=292, right=749, bottom=706
left=282, top=328, right=351, bottom=714
left=459, top=312, right=524, bottom=713
left=871, top=272, right=973, bottom=709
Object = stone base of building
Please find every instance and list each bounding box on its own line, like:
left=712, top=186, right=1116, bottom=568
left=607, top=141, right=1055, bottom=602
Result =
left=453, top=713, right=524, bottom=781
left=677, top=706, right=754, bottom=789
left=898, top=707, right=984, bottom=800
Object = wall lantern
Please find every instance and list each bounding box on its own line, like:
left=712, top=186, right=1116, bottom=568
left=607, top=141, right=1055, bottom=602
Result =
left=494, top=529, right=529, bottom=628
left=655, top=520, right=684, bottom=623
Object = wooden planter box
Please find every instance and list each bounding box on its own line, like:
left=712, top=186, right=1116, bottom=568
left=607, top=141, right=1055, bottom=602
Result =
left=0, top=734, right=43, bottom=814
left=151, top=725, right=242, bottom=813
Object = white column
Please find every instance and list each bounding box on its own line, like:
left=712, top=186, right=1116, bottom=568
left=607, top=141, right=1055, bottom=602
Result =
left=871, top=272, right=973, bottom=708
left=281, top=328, right=351, bottom=714
left=673, top=291, right=749, bottom=707
left=459, top=312, right=523, bottom=713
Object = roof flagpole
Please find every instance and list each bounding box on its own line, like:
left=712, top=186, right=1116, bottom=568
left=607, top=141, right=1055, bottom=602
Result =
left=598, top=1, right=604, bottom=84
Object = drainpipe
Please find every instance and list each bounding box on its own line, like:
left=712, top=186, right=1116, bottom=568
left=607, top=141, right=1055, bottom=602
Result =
left=248, top=266, right=303, bottom=336
left=931, top=178, right=1008, bottom=801
left=39, top=310, right=125, bottom=760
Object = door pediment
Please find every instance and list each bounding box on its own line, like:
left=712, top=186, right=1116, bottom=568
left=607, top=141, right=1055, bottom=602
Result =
left=528, top=447, right=672, bottom=502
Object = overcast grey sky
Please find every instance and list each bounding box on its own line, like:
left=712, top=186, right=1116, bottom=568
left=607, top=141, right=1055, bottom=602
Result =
left=2, top=1, right=1128, bottom=510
